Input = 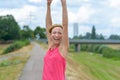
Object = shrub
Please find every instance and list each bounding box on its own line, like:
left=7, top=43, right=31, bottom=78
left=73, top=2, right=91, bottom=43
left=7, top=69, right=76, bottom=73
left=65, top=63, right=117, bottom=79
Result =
left=91, top=44, right=101, bottom=53
left=69, top=44, right=75, bottom=52
left=86, top=44, right=92, bottom=52
left=2, top=40, right=30, bottom=54
left=80, top=43, right=120, bottom=60
left=81, top=44, right=88, bottom=51
left=102, top=48, right=120, bottom=59
left=96, top=45, right=107, bottom=54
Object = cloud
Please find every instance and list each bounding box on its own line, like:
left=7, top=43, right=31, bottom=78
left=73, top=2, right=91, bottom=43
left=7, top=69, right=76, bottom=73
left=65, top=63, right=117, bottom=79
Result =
left=79, top=25, right=91, bottom=35
left=68, top=5, right=95, bottom=23
left=0, top=0, right=120, bottom=38
left=0, top=4, right=39, bottom=28
left=108, top=0, right=120, bottom=8
left=28, top=0, right=42, bottom=3
left=68, top=12, right=76, bottom=23
left=111, top=17, right=120, bottom=28
left=52, top=0, right=59, bottom=5
left=77, top=6, right=95, bottom=23
left=0, top=0, right=27, bottom=8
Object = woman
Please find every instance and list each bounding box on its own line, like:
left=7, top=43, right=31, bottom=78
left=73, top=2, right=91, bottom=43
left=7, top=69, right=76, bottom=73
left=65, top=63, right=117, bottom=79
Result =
left=42, top=0, right=69, bottom=80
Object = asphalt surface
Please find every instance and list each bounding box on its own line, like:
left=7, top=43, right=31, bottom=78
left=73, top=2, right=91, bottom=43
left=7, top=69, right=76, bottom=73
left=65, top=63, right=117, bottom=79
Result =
left=19, top=42, right=45, bottom=80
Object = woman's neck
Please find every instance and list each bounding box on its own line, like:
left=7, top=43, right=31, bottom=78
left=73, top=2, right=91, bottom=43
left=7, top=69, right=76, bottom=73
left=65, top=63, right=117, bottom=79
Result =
left=49, top=44, right=60, bottom=50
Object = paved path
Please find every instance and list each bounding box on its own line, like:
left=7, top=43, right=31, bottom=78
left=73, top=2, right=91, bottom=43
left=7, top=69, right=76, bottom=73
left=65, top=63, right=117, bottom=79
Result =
left=19, top=42, right=46, bottom=80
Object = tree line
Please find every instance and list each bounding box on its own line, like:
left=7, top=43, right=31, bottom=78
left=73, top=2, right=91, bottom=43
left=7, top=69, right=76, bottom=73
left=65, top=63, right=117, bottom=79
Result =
left=73, top=25, right=120, bottom=40
left=0, top=15, right=120, bottom=41
left=0, top=15, right=46, bottom=41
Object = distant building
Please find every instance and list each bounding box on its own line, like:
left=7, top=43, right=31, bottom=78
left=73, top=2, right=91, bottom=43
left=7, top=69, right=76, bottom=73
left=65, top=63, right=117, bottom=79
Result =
left=73, top=23, right=79, bottom=37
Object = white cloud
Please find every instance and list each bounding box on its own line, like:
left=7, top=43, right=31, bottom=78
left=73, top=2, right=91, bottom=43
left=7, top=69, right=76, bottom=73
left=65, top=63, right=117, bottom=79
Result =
left=68, top=12, right=76, bottom=23
left=79, top=25, right=91, bottom=35
left=111, top=17, right=120, bottom=28
left=67, top=0, right=90, bottom=5
left=0, top=5, right=39, bottom=27
left=15, top=5, right=38, bottom=25
left=28, top=0, right=42, bottom=3
left=0, top=0, right=120, bottom=37
left=68, top=5, right=95, bottom=23
left=77, top=6, right=95, bottom=23
left=108, top=0, right=120, bottom=8
left=52, top=0, right=59, bottom=5
left=98, top=28, right=111, bottom=38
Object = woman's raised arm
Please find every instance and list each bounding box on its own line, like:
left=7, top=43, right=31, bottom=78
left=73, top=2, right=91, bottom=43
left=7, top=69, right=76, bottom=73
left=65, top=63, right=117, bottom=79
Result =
left=46, top=0, right=53, bottom=45
left=61, top=0, right=69, bottom=54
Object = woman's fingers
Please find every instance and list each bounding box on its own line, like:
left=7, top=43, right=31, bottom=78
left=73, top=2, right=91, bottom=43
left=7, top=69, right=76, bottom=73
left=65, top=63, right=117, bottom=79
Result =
left=47, top=0, right=53, bottom=5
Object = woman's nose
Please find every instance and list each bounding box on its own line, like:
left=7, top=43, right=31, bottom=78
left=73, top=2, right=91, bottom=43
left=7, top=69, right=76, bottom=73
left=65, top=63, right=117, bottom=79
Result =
left=55, top=33, right=60, bottom=37
left=55, top=33, right=59, bottom=36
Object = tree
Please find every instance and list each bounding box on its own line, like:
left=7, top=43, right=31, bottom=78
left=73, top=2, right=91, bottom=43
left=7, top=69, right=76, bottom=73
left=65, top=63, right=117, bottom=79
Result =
left=85, top=32, right=91, bottom=39
left=109, top=34, right=120, bottom=40
left=20, top=25, right=34, bottom=39
left=0, top=15, right=20, bottom=40
left=98, top=34, right=104, bottom=39
left=34, top=26, right=46, bottom=39
left=91, top=25, right=96, bottom=39
left=78, top=34, right=84, bottom=39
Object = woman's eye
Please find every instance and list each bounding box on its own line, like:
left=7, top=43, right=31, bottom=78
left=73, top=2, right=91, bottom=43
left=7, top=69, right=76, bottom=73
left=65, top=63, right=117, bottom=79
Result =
left=52, top=31, right=62, bottom=35
left=52, top=32, right=56, bottom=34
left=58, top=32, right=62, bottom=34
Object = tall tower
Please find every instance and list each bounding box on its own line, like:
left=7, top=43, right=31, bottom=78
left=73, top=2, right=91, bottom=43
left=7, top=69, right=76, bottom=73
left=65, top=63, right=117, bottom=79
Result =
left=73, top=23, right=79, bottom=37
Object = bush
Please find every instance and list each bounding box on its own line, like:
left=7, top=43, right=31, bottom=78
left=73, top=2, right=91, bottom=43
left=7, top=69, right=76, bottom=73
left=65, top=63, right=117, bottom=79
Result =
left=2, top=40, right=30, bottom=54
left=96, top=45, right=107, bottom=54
left=86, top=44, right=92, bottom=52
left=81, top=44, right=88, bottom=51
left=91, top=44, right=101, bottom=53
left=69, top=44, right=75, bottom=52
left=102, top=47, right=120, bottom=59
left=80, top=44, right=120, bottom=60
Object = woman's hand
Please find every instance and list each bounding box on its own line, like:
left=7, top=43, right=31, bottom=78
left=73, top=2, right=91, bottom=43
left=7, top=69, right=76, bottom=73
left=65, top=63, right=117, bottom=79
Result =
left=61, top=0, right=66, bottom=2
left=47, top=0, right=53, bottom=6
left=61, top=0, right=66, bottom=5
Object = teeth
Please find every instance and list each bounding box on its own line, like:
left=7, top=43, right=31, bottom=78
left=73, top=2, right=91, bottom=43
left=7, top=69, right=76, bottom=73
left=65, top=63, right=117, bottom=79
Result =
left=53, top=37, right=60, bottom=40
left=54, top=38, right=59, bottom=40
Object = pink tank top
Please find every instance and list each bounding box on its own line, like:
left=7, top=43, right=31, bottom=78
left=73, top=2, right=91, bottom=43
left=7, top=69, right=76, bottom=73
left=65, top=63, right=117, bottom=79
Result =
left=42, top=47, right=66, bottom=80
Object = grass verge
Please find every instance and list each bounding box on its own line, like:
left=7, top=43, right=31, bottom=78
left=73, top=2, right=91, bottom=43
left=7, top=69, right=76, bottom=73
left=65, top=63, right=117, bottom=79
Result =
left=67, top=51, right=120, bottom=80
left=0, top=44, right=33, bottom=80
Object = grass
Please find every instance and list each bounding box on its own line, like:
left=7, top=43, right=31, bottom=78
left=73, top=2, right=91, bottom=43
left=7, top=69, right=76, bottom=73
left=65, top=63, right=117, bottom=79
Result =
left=0, top=44, right=11, bottom=55
left=0, top=44, right=33, bottom=80
left=0, top=55, right=29, bottom=80
left=37, top=42, right=120, bottom=80
left=66, top=51, right=120, bottom=80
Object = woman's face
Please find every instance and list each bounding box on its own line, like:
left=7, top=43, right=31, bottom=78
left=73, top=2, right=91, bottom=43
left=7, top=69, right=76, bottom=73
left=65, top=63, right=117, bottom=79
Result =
left=50, top=27, right=63, bottom=45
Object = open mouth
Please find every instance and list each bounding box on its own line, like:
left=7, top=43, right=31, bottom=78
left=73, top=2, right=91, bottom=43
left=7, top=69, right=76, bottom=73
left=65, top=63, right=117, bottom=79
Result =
left=53, top=38, right=61, bottom=41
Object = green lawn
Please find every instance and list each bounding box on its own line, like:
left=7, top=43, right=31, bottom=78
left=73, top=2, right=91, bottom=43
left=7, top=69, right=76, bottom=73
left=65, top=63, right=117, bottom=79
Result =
left=67, top=51, right=120, bottom=80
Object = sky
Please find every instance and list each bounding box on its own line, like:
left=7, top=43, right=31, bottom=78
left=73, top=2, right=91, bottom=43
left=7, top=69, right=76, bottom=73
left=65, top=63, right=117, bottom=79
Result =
left=0, top=0, right=120, bottom=38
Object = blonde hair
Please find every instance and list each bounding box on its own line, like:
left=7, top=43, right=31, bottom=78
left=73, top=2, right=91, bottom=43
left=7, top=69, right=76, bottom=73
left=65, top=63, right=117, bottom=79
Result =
left=49, top=24, right=63, bottom=33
